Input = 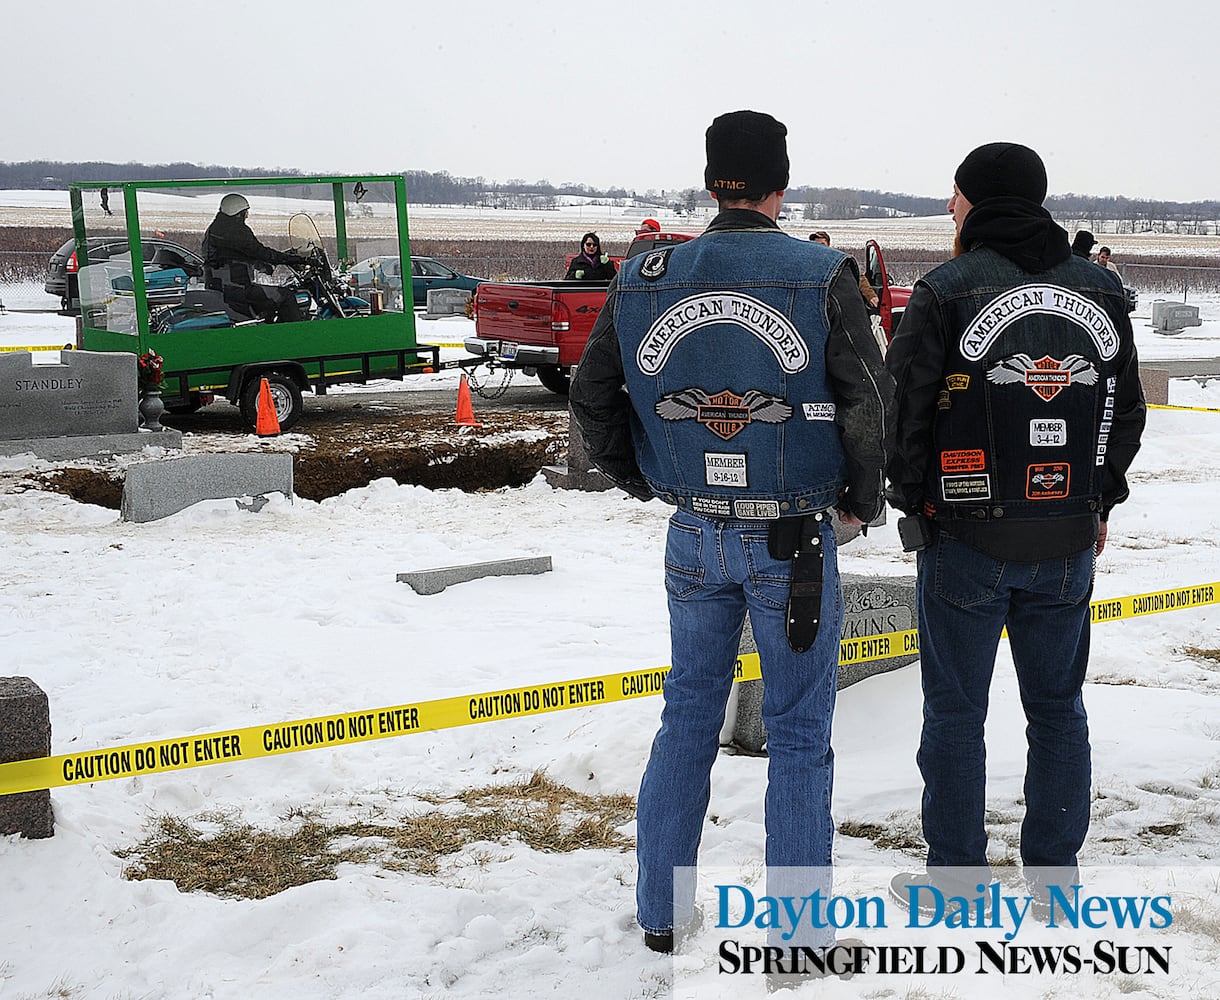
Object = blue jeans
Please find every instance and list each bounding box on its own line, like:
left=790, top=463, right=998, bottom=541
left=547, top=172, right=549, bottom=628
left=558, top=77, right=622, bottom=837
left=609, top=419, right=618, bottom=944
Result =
left=915, top=532, right=1095, bottom=884
left=635, top=509, right=843, bottom=934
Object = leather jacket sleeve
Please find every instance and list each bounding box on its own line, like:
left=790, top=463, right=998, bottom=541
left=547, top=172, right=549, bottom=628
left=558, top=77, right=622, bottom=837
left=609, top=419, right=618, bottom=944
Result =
left=825, top=260, right=896, bottom=522
left=569, top=278, right=653, bottom=499
left=883, top=281, right=944, bottom=515
left=1099, top=310, right=1147, bottom=518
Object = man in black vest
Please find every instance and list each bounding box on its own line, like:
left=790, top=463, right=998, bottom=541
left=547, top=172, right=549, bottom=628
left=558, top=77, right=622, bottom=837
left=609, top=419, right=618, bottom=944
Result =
left=885, top=143, right=1145, bottom=909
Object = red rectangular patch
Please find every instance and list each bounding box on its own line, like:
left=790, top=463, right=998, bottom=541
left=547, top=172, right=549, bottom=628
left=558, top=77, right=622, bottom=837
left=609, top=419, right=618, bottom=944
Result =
left=1026, top=462, right=1070, bottom=499
left=941, top=449, right=986, bottom=473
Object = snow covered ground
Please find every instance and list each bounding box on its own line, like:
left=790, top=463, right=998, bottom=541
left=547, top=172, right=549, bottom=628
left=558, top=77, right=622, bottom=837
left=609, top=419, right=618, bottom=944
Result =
left=1, top=310, right=1220, bottom=998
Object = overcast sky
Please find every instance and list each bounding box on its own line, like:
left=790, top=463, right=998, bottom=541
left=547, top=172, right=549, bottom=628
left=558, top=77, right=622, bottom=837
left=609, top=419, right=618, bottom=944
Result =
left=4, top=0, right=1214, bottom=204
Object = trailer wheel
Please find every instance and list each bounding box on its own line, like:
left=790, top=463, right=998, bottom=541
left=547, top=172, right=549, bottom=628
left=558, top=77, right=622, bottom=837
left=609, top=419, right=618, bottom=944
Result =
left=240, top=373, right=304, bottom=431
left=536, top=365, right=570, bottom=396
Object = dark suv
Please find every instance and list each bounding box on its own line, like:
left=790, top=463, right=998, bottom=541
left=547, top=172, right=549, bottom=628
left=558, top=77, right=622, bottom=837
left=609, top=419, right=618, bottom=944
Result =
left=45, top=236, right=204, bottom=314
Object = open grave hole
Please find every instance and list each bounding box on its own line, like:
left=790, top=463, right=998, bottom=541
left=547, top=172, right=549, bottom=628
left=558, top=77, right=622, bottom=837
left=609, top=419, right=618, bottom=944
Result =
left=25, top=411, right=569, bottom=508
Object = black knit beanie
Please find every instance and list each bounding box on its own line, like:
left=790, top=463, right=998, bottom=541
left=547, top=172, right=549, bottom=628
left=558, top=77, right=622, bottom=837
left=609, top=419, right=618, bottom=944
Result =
left=954, top=142, right=1047, bottom=205
left=704, top=110, right=789, bottom=196
left=1071, top=230, right=1097, bottom=255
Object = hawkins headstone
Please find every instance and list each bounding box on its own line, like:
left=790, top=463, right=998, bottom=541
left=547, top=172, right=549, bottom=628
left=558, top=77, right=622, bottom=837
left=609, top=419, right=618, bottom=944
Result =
left=725, top=573, right=918, bottom=754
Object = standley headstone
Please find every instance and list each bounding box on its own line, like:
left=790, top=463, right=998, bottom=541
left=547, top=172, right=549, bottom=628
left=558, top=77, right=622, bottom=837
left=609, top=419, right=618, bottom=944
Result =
left=0, top=350, right=136, bottom=441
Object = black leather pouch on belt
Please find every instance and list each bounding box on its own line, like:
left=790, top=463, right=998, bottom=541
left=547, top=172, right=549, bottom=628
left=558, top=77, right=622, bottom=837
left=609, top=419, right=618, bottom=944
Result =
left=768, top=511, right=826, bottom=654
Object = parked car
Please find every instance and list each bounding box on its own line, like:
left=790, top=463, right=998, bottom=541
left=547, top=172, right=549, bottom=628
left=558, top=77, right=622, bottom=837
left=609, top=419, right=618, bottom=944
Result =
left=45, top=236, right=204, bottom=314
left=346, top=255, right=481, bottom=309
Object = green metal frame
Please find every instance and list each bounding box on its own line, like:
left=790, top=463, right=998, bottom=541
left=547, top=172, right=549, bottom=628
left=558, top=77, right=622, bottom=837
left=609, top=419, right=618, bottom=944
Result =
left=70, top=175, right=423, bottom=399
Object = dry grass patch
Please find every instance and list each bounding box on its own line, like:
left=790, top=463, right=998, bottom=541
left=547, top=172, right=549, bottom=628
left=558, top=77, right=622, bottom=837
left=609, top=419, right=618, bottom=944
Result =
left=118, top=771, right=635, bottom=899
left=837, top=819, right=924, bottom=852
left=1183, top=646, right=1220, bottom=669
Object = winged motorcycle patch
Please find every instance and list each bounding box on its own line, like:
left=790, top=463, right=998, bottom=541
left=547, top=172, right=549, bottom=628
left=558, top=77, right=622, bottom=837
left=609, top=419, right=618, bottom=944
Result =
left=654, top=387, right=792, bottom=441
left=986, top=354, right=1099, bottom=402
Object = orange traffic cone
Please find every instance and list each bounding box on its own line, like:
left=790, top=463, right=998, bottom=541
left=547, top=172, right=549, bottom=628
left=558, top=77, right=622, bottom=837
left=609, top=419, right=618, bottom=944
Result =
left=255, top=377, right=281, bottom=436
left=454, top=374, right=482, bottom=427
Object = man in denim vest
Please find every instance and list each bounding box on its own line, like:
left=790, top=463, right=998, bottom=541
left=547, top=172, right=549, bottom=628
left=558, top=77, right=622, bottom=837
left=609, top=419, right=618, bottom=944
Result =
left=885, top=143, right=1145, bottom=911
left=570, top=110, right=893, bottom=956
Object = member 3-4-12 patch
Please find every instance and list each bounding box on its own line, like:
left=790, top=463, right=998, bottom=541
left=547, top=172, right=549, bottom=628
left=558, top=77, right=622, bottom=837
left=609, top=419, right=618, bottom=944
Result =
left=1027, top=462, right=1070, bottom=499
left=1030, top=418, right=1067, bottom=446
left=986, top=353, right=1098, bottom=402
left=655, top=387, right=792, bottom=441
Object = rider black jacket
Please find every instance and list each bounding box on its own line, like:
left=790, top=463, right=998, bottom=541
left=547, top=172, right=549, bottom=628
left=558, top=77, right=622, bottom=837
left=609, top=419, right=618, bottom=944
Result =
left=885, top=202, right=1146, bottom=560
left=202, top=212, right=295, bottom=287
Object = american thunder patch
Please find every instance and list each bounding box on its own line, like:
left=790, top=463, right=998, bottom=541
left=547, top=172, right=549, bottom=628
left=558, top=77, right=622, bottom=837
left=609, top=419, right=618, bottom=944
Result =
left=986, top=353, right=1099, bottom=402
left=655, top=387, right=792, bottom=441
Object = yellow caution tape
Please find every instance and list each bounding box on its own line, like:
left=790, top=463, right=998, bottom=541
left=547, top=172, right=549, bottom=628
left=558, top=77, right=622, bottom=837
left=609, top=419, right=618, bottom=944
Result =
left=418, top=341, right=465, bottom=350
left=0, top=344, right=74, bottom=353
left=1149, top=403, right=1220, bottom=414
left=1, top=580, right=1216, bottom=795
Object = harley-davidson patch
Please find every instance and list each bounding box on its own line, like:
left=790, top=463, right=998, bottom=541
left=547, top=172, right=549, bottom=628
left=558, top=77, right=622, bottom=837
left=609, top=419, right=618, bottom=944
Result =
left=941, top=449, right=986, bottom=473
left=986, top=353, right=1099, bottom=402
left=1027, top=462, right=1070, bottom=499
left=655, top=387, right=792, bottom=441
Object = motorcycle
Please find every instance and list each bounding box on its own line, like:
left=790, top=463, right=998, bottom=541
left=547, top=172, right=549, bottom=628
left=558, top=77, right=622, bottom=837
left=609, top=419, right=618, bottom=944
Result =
left=152, top=214, right=369, bottom=333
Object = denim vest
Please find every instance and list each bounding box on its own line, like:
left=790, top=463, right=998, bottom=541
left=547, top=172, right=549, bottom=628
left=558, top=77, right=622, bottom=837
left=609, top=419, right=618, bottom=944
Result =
left=920, top=246, right=1129, bottom=519
left=614, top=229, right=847, bottom=519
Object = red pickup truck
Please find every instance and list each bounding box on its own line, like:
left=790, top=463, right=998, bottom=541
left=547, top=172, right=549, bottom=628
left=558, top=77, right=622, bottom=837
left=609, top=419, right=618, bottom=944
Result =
left=464, top=234, right=911, bottom=395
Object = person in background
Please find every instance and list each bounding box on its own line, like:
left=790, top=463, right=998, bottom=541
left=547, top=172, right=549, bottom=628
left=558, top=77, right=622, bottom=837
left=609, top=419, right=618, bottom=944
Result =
left=635, top=218, right=661, bottom=237
left=1071, top=229, right=1097, bottom=259
left=564, top=232, right=618, bottom=281
left=202, top=193, right=305, bottom=323
left=571, top=109, right=892, bottom=963
left=100, top=187, right=113, bottom=217
left=810, top=231, right=880, bottom=310
left=884, top=142, right=1145, bottom=913
left=1097, top=246, right=1120, bottom=273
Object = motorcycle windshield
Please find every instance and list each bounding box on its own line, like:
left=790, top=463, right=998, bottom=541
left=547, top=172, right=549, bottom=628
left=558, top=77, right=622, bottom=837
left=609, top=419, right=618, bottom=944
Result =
left=288, top=213, right=323, bottom=252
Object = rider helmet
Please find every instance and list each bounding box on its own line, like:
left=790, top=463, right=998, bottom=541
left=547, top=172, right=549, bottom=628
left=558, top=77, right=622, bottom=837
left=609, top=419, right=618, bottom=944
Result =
left=219, top=193, right=250, bottom=217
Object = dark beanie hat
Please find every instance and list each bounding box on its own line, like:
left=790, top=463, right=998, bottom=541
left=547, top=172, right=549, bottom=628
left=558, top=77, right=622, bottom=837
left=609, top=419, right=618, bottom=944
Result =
left=954, top=142, right=1047, bottom=205
left=1072, top=230, right=1097, bottom=254
left=704, top=110, right=790, bottom=196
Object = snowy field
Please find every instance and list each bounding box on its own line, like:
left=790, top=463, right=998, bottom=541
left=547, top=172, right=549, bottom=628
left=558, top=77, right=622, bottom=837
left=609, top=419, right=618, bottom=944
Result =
left=2, top=284, right=1220, bottom=996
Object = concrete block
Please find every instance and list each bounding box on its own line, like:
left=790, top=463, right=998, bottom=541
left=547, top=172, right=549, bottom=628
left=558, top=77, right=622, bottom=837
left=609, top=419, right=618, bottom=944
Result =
left=424, top=288, right=473, bottom=317
left=1139, top=366, right=1170, bottom=406
left=398, top=556, right=553, bottom=595
left=0, top=677, right=54, bottom=839
left=121, top=453, right=293, bottom=523
left=0, top=349, right=136, bottom=441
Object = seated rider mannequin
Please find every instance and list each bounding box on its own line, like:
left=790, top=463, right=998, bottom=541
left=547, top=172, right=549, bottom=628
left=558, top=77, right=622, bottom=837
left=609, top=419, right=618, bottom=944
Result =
left=202, top=193, right=305, bottom=323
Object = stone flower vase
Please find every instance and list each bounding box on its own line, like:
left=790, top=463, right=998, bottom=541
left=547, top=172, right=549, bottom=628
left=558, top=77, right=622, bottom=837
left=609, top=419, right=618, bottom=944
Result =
left=139, top=387, right=166, bottom=432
